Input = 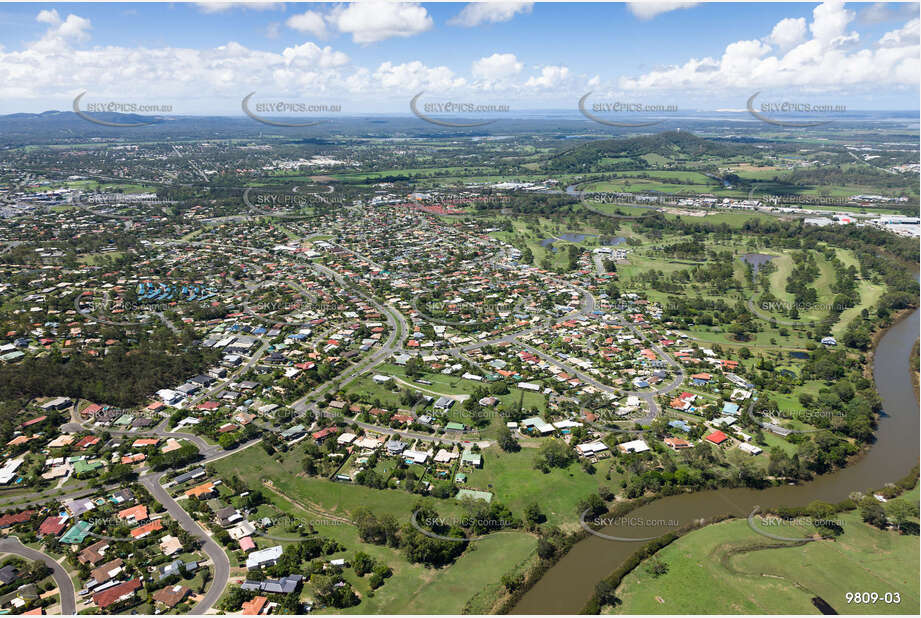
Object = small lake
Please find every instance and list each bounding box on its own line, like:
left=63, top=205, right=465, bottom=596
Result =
left=740, top=253, right=776, bottom=280
left=790, top=351, right=809, bottom=359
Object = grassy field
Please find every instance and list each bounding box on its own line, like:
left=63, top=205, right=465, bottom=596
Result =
left=460, top=444, right=621, bottom=529
left=609, top=511, right=919, bottom=615
left=208, top=444, right=537, bottom=614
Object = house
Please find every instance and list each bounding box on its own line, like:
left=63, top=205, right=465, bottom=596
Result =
left=821, top=336, right=837, bottom=346
left=241, top=596, right=269, bottom=615
left=0, top=510, right=34, bottom=530
left=60, top=520, right=93, bottom=544
left=117, top=505, right=148, bottom=524
left=618, top=439, right=650, bottom=454
left=78, top=540, right=110, bottom=565
left=460, top=450, right=482, bottom=468
left=309, top=426, right=334, bottom=442
left=130, top=520, right=163, bottom=539
left=664, top=437, right=692, bottom=450
left=575, top=441, right=608, bottom=457
left=246, top=545, right=283, bottom=570
left=185, top=481, right=217, bottom=499
left=386, top=440, right=406, bottom=455
left=239, top=536, right=256, bottom=553
left=90, top=559, right=123, bottom=586
left=160, top=535, right=183, bottom=556
left=37, top=515, right=67, bottom=536
left=152, top=584, right=190, bottom=609
left=158, top=559, right=198, bottom=581
left=668, top=419, right=691, bottom=433
left=216, top=506, right=242, bottom=527
left=229, top=521, right=257, bottom=541
left=0, top=566, right=18, bottom=586
left=738, top=442, right=763, bottom=455
left=433, top=396, right=454, bottom=410
left=172, top=467, right=206, bottom=485
left=241, top=574, right=303, bottom=595
left=64, top=498, right=95, bottom=517
left=337, top=432, right=357, bottom=445
left=92, top=579, right=142, bottom=610
left=705, top=430, right=729, bottom=445
left=722, top=402, right=740, bottom=416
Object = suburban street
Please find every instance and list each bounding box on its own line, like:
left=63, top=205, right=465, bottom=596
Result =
left=0, top=537, right=76, bottom=614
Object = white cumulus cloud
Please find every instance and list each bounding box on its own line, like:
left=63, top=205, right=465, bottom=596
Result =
left=328, top=2, right=433, bottom=44
left=472, top=53, right=523, bottom=81
left=286, top=10, right=328, bottom=39
left=449, top=2, right=533, bottom=27
left=627, top=2, right=699, bottom=20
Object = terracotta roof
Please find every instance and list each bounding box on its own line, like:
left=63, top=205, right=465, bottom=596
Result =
left=242, top=596, right=268, bottom=615
left=93, top=579, right=141, bottom=609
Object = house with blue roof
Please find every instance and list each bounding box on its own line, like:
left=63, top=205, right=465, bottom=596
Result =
left=722, top=402, right=740, bottom=416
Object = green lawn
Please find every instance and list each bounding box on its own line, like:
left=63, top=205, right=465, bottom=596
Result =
left=460, top=445, right=621, bottom=529
left=609, top=512, right=920, bottom=615
left=207, top=445, right=537, bottom=614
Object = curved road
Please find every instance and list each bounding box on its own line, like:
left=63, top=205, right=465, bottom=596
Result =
left=0, top=537, right=76, bottom=614
left=140, top=471, right=229, bottom=614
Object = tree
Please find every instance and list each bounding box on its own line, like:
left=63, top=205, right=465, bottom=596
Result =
left=859, top=496, right=888, bottom=529
left=524, top=502, right=546, bottom=525
left=885, top=498, right=918, bottom=533
left=496, top=424, right=519, bottom=452
left=352, top=551, right=375, bottom=576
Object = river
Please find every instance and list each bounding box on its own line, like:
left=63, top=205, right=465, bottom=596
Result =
left=512, top=308, right=920, bottom=614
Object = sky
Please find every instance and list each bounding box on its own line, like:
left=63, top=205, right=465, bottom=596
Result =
left=0, top=1, right=918, bottom=116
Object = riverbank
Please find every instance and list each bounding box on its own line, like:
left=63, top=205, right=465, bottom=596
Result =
left=510, top=306, right=920, bottom=614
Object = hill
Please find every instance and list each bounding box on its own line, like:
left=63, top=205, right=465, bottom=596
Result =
left=545, top=130, right=752, bottom=172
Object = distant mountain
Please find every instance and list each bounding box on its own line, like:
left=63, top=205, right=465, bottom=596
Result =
left=545, top=130, right=752, bottom=171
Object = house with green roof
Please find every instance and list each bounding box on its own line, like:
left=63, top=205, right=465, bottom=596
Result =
left=445, top=422, right=465, bottom=431
left=60, top=520, right=93, bottom=544
left=73, top=460, right=103, bottom=475
left=461, top=450, right=482, bottom=468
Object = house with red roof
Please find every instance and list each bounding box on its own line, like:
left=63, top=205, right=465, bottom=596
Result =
left=38, top=515, right=67, bottom=536
left=130, top=520, right=163, bottom=539
left=93, top=579, right=142, bottom=609
left=705, top=430, right=728, bottom=445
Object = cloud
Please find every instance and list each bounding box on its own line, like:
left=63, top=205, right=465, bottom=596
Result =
left=627, top=2, right=699, bottom=20
left=769, top=17, right=807, bottom=49
left=809, top=0, right=858, bottom=46
left=525, top=65, right=570, bottom=88
left=195, top=2, right=279, bottom=14
left=879, top=17, right=920, bottom=47
left=327, top=2, right=433, bottom=44
left=472, top=53, right=523, bottom=81
left=286, top=10, right=327, bottom=38
left=264, top=21, right=280, bottom=39
left=620, top=0, right=918, bottom=92
left=373, top=60, right=465, bottom=91
left=449, top=2, right=533, bottom=27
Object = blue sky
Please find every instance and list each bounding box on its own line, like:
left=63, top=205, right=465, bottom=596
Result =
left=0, top=2, right=918, bottom=115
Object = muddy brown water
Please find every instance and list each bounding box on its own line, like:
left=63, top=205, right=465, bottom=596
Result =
left=512, top=308, right=920, bottom=614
